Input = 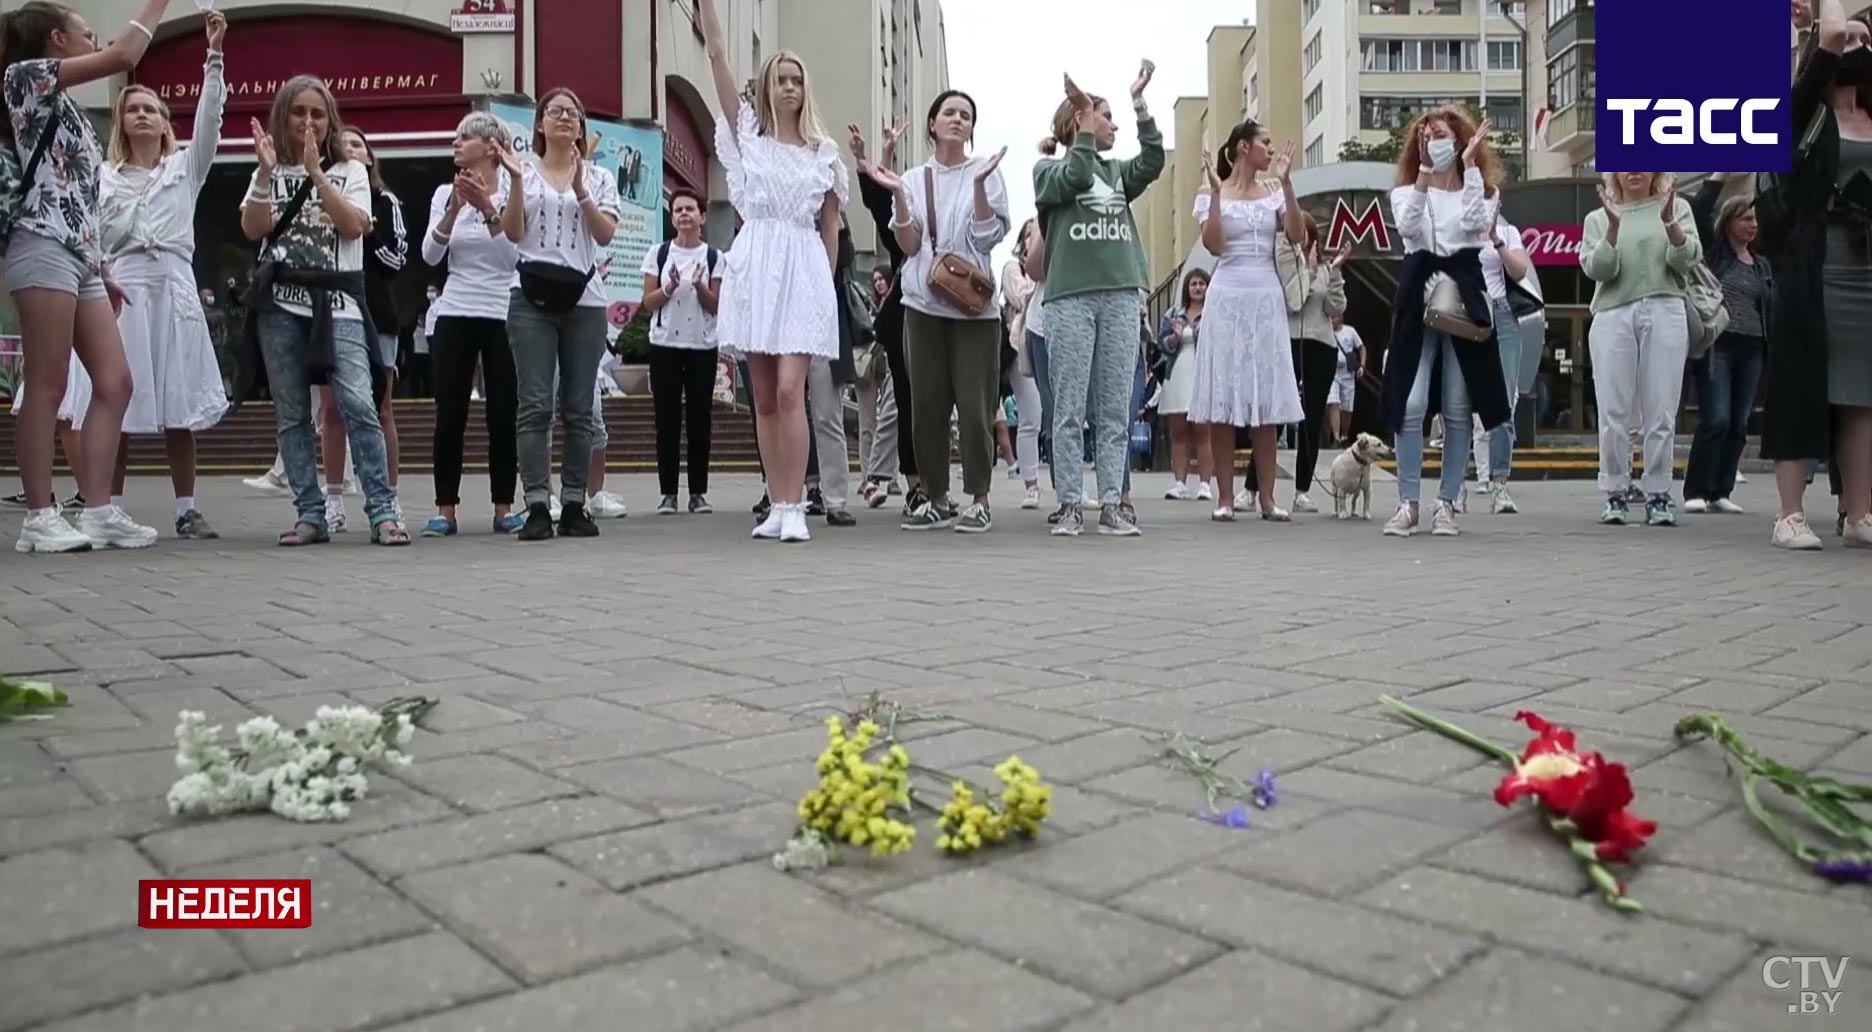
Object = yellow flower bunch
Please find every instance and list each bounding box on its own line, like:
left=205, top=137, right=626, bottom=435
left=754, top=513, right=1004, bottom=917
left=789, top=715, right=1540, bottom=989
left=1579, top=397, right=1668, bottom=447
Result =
left=796, top=717, right=915, bottom=858
left=936, top=756, right=1053, bottom=855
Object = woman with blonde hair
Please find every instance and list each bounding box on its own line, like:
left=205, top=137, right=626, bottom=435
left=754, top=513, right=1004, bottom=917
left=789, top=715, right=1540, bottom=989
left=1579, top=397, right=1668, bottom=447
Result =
left=1684, top=180, right=1772, bottom=517
left=700, top=0, right=849, bottom=544
left=1580, top=170, right=1702, bottom=527
left=49, top=10, right=227, bottom=540
left=1380, top=107, right=1511, bottom=538
left=241, top=75, right=402, bottom=545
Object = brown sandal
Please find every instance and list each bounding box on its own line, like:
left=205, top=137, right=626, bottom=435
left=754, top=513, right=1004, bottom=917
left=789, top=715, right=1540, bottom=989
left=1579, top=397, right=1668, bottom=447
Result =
left=278, top=522, right=330, bottom=547
left=371, top=520, right=412, bottom=546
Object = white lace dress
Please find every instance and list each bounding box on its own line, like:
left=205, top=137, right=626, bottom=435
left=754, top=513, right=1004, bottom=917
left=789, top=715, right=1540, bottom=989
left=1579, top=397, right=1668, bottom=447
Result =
left=1188, top=192, right=1303, bottom=428
left=713, top=102, right=849, bottom=359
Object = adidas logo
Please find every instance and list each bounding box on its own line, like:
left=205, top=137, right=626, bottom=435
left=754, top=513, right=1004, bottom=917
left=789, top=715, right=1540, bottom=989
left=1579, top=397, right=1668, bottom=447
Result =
left=1069, top=217, right=1134, bottom=242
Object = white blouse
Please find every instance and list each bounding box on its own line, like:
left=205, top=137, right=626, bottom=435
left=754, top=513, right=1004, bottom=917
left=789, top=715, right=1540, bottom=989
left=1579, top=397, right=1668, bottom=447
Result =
left=1388, top=166, right=1493, bottom=257
left=98, top=51, right=225, bottom=260
left=894, top=156, right=1010, bottom=320
left=1479, top=217, right=1525, bottom=301
left=509, top=158, right=620, bottom=309
left=422, top=176, right=519, bottom=321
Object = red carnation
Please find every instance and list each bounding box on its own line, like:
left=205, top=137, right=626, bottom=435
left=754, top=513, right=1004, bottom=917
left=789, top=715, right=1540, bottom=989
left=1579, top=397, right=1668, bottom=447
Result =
left=1495, top=712, right=1654, bottom=861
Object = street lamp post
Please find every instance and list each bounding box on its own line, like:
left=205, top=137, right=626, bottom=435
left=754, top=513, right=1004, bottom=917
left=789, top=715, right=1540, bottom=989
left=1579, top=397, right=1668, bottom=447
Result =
left=1499, top=0, right=1531, bottom=175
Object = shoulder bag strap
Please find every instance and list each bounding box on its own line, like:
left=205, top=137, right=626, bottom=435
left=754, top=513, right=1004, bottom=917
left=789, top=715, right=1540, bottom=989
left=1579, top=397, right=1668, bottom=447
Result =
left=9, top=88, right=63, bottom=199
left=923, top=167, right=939, bottom=252
left=264, top=172, right=320, bottom=251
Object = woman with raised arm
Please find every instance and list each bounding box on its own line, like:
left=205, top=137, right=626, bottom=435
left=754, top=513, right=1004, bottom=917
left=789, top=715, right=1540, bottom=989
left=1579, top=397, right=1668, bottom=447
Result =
left=1032, top=62, right=1164, bottom=538
left=1761, top=0, right=1872, bottom=550
left=420, top=111, right=522, bottom=538
left=848, top=120, right=919, bottom=513
left=865, top=89, right=1010, bottom=534
left=48, top=10, right=226, bottom=541
left=1189, top=118, right=1306, bottom=523
left=497, top=88, right=619, bottom=542
left=240, top=76, right=402, bottom=546
left=5, top=0, right=173, bottom=554
left=700, top=0, right=849, bottom=544
left=1379, top=108, right=1510, bottom=539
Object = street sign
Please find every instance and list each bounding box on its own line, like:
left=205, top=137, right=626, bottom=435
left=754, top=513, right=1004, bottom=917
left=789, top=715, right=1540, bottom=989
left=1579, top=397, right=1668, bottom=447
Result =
left=450, top=0, right=514, bottom=34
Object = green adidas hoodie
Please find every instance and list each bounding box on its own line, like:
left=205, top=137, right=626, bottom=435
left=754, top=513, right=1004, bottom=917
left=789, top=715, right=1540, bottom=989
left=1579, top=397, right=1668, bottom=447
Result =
left=1032, top=116, right=1165, bottom=303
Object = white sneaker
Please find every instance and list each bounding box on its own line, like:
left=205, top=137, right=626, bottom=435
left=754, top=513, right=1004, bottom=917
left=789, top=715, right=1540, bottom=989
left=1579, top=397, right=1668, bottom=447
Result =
left=1491, top=485, right=1519, bottom=515
left=751, top=507, right=784, bottom=540
left=548, top=495, right=563, bottom=522
left=243, top=469, right=290, bottom=494
left=1164, top=481, right=1190, bottom=501
left=1006, top=465, right=1021, bottom=480
left=1383, top=502, right=1418, bottom=538
left=1736, top=472, right=1749, bottom=485
left=1713, top=498, right=1745, bottom=515
left=324, top=494, right=348, bottom=534
left=779, top=503, right=811, bottom=543
left=1431, top=499, right=1460, bottom=537
left=589, top=491, right=629, bottom=519
left=14, top=508, right=92, bottom=553
left=1197, top=480, right=1215, bottom=502
left=342, top=477, right=360, bottom=497
left=1234, top=488, right=1258, bottom=514
left=1683, top=499, right=1710, bottom=514
left=77, top=506, right=158, bottom=550
left=1772, top=513, right=1823, bottom=551
left=1845, top=516, right=1872, bottom=550
left=1292, top=492, right=1317, bottom=514
left=1022, top=487, right=1041, bottom=510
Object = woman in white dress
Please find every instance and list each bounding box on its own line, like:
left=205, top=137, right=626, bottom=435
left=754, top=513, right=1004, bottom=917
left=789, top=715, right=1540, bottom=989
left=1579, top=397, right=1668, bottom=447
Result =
left=1155, top=267, right=1213, bottom=501
left=699, top=0, right=849, bottom=544
left=54, top=11, right=228, bottom=540
left=1190, top=118, right=1306, bottom=522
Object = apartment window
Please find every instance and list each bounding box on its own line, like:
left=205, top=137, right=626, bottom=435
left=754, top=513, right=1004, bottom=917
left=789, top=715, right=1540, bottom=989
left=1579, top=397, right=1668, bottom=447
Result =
left=1548, top=0, right=1594, bottom=31
left=1546, top=44, right=1595, bottom=112
left=1304, top=85, right=1325, bottom=124
left=1250, top=74, right=1259, bottom=103
left=1303, top=0, right=1323, bottom=21
left=1305, top=137, right=1325, bottom=168
left=1362, top=38, right=1478, bottom=73
left=1304, top=32, right=1323, bottom=74
left=1367, top=1, right=1402, bottom=12
left=1486, top=39, right=1522, bottom=71
left=1430, top=0, right=1462, bottom=14
left=1361, top=95, right=1523, bottom=133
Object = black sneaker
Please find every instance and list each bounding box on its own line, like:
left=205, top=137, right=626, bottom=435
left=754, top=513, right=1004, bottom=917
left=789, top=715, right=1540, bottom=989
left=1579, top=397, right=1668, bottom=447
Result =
left=826, top=509, right=857, bottom=528
left=806, top=488, right=828, bottom=516
left=689, top=494, right=713, bottom=514
left=656, top=494, right=678, bottom=515
left=1046, top=503, right=1070, bottom=526
left=1, top=491, right=27, bottom=509
left=175, top=510, right=220, bottom=540
left=752, top=494, right=772, bottom=522
left=955, top=502, right=992, bottom=533
left=1051, top=503, right=1084, bottom=536
left=61, top=492, right=85, bottom=512
left=517, top=502, right=556, bottom=541
left=901, top=484, right=928, bottom=519
left=559, top=501, right=600, bottom=538
left=900, top=499, right=956, bottom=531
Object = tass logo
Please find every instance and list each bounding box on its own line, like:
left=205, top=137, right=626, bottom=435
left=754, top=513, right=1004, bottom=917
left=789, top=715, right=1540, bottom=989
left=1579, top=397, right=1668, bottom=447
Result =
left=1597, top=0, right=1791, bottom=173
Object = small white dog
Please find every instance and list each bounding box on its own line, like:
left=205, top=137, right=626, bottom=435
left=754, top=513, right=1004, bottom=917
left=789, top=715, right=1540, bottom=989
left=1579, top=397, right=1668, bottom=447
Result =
left=1319, top=432, right=1393, bottom=520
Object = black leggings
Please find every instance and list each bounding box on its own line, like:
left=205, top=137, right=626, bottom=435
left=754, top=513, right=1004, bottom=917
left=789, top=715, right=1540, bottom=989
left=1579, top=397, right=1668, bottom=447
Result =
left=882, top=329, right=917, bottom=478
left=649, top=345, right=717, bottom=496
left=431, top=315, right=517, bottom=508
left=1292, top=338, right=1338, bottom=493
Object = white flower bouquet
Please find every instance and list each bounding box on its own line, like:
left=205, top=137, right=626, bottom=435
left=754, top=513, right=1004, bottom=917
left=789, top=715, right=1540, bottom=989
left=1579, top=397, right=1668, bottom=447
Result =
left=166, top=697, right=436, bottom=823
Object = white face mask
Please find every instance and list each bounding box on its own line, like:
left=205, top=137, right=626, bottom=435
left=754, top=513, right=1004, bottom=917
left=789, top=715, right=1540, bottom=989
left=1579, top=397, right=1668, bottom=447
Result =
left=1427, top=137, right=1458, bottom=172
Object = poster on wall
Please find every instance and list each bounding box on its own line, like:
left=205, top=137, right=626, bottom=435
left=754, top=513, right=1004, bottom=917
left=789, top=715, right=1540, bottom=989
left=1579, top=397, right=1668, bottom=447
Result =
left=489, top=101, right=663, bottom=328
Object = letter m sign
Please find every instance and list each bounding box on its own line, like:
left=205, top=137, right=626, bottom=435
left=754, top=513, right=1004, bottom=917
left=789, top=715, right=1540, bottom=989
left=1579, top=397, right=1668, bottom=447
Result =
left=1597, top=0, right=1791, bottom=173
left=1327, top=198, right=1389, bottom=252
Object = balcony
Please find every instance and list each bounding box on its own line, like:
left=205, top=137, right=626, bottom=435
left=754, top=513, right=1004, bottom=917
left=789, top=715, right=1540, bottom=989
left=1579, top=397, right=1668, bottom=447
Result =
left=1546, top=3, right=1594, bottom=56
left=1547, top=102, right=1595, bottom=152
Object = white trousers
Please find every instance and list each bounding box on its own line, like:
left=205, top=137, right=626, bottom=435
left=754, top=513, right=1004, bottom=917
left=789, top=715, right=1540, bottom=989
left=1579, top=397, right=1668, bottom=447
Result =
left=807, top=357, right=851, bottom=508
left=1589, top=295, right=1689, bottom=497
left=857, top=365, right=899, bottom=483
left=1012, top=371, right=1043, bottom=485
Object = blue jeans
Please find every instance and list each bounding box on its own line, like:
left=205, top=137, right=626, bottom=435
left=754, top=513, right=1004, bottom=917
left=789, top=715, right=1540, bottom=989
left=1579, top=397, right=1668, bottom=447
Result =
left=258, top=312, right=396, bottom=528
left=1683, top=333, right=1765, bottom=502
left=1396, top=330, right=1472, bottom=505
left=1487, top=297, right=1522, bottom=481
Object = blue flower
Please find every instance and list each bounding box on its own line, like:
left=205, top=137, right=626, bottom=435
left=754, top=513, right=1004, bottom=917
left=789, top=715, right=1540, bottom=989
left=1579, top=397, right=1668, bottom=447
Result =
left=1196, top=805, right=1251, bottom=829
left=1252, top=768, right=1277, bottom=809
left=1814, top=856, right=1872, bottom=884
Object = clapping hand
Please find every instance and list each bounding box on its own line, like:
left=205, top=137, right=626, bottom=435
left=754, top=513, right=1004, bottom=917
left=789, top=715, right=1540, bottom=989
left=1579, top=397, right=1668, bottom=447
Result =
left=1660, top=183, right=1678, bottom=221
left=300, top=125, right=324, bottom=180
left=1271, top=138, right=1296, bottom=182
left=880, top=118, right=907, bottom=168
left=455, top=171, right=492, bottom=216
left=1130, top=59, right=1156, bottom=100
left=572, top=151, right=588, bottom=200
left=846, top=122, right=869, bottom=169
left=494, top=138, right=522, bottom=179
left=974, top=146, right=1007, bottom=184
left=665, top=262, right=684, bottom=295
left=1463, top=118, right=1493, bottom=165
left=1200, top=150, right=1222, bottom=192
left=250, top=117, right=276, bottom=175
left=1064, top=73, right=1092, bottom=112
left=1598, top=185, right=1622, bottom=224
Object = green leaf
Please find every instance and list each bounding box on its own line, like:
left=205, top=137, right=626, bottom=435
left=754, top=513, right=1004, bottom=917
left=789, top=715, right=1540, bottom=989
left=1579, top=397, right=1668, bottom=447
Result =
left=0, top=678, right=69, bottom=721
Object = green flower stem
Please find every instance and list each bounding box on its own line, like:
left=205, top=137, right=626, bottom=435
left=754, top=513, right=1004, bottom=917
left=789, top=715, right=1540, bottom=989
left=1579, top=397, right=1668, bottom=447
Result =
left=1676, top=713, right=1872, bottom=871
left=1382, top=696, right=1642, bottom=913
left=1147, top=731, right=1257, bottom=811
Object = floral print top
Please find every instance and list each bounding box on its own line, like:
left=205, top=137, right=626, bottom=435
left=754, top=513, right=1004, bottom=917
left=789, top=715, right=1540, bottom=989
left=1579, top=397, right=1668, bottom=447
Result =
left=4, top=58, right=104, bottom=271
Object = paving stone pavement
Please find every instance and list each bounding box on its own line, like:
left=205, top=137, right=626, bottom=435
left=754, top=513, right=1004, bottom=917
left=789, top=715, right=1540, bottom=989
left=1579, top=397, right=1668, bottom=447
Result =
left=2, top=471, right=1871, bottom=1031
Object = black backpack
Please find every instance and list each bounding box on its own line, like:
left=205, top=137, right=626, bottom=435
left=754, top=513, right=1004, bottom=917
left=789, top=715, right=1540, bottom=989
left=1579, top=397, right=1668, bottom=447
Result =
left=652, top=241, right=719, bottom=326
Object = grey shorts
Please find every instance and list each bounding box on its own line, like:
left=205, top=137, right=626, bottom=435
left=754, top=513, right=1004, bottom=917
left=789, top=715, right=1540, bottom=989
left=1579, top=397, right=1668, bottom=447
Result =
left=4, top=230, right=106, bottom=301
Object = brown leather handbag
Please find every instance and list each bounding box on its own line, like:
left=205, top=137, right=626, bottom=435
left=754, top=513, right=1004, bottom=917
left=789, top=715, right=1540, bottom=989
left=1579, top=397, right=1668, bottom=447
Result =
left=924, top=169, right=995, bottom=316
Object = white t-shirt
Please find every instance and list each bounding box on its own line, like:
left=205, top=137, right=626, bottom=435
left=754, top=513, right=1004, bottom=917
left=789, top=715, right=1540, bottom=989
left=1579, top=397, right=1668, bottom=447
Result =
left=1026, top=280, right=1047, bottom=339
left=1333, top=324, right=1363, bottom=376
left=250, top=159, right=373, bottom=319
left=640, top=240, right=720, bottom=349
left=511, top=159, right=621, bottom=309
left=1479, top=218, right=1524, bottom=301
left=422, top=179, right=519, bottom=321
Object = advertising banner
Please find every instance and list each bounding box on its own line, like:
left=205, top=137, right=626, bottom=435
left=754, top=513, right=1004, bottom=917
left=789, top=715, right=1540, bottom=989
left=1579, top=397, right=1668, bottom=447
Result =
left=489, top=101, right=664, bottom=328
